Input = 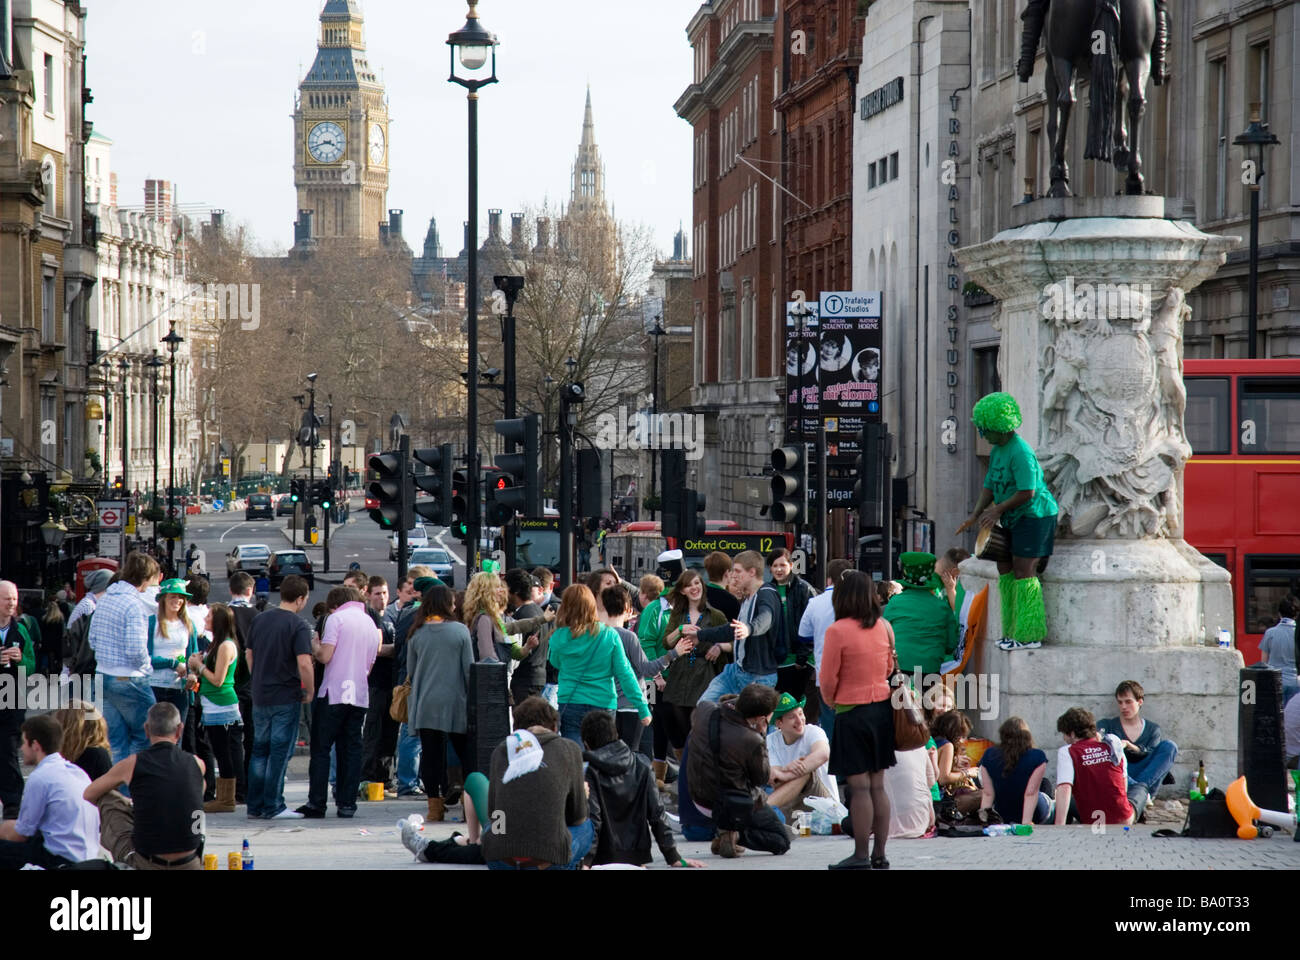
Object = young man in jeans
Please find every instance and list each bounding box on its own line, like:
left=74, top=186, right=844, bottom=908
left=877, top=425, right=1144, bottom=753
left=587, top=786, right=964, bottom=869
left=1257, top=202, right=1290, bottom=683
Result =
left=690, top=551, right=784, bottom=703
left=245, top=575, right=314, bottom=820
left=88, top=552, right=162, bottom=766
left=298, top=585, right=381, bottom=818
left=1097, top=680, right=1179, bottom=819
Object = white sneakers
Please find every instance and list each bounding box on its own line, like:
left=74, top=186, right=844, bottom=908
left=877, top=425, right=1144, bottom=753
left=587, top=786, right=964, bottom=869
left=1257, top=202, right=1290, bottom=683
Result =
left=272, top=808, right=305, bottom=819
left=996, top=638, right=1042, bottom=651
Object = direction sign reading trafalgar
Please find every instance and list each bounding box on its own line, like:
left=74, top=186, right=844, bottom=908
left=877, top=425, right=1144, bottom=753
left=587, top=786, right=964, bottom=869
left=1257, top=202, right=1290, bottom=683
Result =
left=819, top=291, right=882, bottom=318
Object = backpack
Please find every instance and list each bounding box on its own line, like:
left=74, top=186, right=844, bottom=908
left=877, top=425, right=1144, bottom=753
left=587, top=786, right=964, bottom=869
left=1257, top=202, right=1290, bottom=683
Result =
left=66, top=611, right=97, bottom=676
left=1183, top=788, right=1238, bottom=838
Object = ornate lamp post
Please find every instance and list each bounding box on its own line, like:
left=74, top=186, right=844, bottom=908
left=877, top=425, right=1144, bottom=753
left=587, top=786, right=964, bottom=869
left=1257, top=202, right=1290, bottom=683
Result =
left=1232, top=103, right=1279, bottom=359
left=146, top=350, right=164, bottom=547
left=162, top=322, right=185, bottom=570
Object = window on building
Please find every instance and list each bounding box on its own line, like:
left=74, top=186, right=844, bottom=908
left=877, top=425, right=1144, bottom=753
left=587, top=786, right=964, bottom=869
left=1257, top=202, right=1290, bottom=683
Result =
left=772, top=177, right=779, bottom=241
left=42, top=273, right=56, bottom=342
left=63, top=401, right=78, bottom=472
left=1210, top=58, right=1228, bottom=220
left=741, top=280, right=754, bottom=379
left=1248, top=43, right=1269, bottom=123
left=1001, top=0, right=1017, bottom=72
left=694, top=300, right=705, bottom=384
left=890, top=152, right=899, bottom=181
left=869, top=164, right=877, bottom=190
left=41, top=394, right=56, bottom=467
left=772, top=66, right=780, bottom=130
left=721, top=299, right=737, bottom=382
left=43, top=53, right=54, bottom=115
left=982, top=0, right=997, bottom=81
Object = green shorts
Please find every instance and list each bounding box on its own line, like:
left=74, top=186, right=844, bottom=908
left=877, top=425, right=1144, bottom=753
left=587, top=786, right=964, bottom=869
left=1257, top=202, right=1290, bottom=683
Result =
left=1008, top=513, right=1057, bottom=559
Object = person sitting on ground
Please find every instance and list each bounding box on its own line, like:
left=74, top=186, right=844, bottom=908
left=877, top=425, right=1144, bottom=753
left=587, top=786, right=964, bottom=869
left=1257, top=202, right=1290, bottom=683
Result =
left=931, top=709, right=981, bottom=816
left=879, top=734, right=938, bottom=839
left=84, top=701, right=207, bottom=869
left=53, top=701, right=113, bottom=783
left=0, top=715, right=100, bottom=870
left=687, top=683, right=790, bottom=859
left=764, top=692, right=836, bottom=824
left=479, top=696, right=592, bottom=870
left=1096, top=679, right=1179, bottom=819
left=1053, top=707, right=1134, bottom=826
left=884, top=552, right=959, bottom=678
left=580, top=710, right=703, bottom=869
left=977, top=716, right=1054, bottom=825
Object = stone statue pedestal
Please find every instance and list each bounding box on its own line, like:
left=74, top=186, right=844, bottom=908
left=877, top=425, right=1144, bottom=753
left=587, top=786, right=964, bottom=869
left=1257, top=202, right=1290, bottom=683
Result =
left=955, top=199, right=1243, bottom=793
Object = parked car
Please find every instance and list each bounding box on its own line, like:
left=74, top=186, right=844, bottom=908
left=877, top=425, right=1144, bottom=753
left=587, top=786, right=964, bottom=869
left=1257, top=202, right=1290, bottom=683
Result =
left=268, top=549, right=314, bottom=590
left=276, top=496, right=297, bottom=517
left=409, top=547, right=455, bottom=588
left=389, top=524, right=429, bottom=561
left=226, top=543, right=272, bottom=578
left=245, top=493, right=274, bottom=520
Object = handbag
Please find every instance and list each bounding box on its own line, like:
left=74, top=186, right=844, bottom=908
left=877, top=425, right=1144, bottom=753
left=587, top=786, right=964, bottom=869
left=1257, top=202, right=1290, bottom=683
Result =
left=390, top=680, right=411, bottom=723
left=888, top=633, right=930, bottom=751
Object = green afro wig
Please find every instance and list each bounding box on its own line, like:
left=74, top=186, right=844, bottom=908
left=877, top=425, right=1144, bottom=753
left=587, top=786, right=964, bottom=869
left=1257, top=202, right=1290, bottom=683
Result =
left=972, top=392, right=1023, bottom=432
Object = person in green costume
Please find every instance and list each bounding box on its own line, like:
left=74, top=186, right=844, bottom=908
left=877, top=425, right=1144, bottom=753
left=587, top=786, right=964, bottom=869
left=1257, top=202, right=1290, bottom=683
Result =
left=883, top=553, right=959, bottom=677
left=957, top=392, right=1059, bottom=651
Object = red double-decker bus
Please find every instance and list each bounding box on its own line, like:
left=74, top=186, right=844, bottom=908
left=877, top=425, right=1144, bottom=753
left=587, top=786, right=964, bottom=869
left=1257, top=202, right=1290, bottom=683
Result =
left=1183, top=359, right=1300, bottom=664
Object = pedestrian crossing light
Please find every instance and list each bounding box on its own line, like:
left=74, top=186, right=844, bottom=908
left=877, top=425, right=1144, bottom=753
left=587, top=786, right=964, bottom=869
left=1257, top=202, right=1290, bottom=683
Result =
left=770, top=444, right=807, bottom=524
left=492, top=413, right=541, bottom=518
left=451, top=468, right=471, bottom=542
left=484, top=468, right=515, bottom=526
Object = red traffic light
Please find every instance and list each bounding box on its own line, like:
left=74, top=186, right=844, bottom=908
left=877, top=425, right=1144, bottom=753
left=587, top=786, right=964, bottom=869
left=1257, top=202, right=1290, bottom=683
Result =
left=495, top=477, right=506, bottom=490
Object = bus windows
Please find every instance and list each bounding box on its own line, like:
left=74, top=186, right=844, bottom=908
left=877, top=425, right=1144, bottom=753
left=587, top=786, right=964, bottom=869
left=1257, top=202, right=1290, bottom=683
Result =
left=1185, top=378, right=1230, bottom=454
left=1240, top=378, right=1300, bottom=453
left=1243, top=555, right=1300, bottom=635
left=1201, top=553, right=1229, bottom=571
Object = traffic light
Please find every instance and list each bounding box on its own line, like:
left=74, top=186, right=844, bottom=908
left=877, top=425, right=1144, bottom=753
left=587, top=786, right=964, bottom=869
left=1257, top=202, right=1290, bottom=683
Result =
left=683, top=489, right=706, bottom=538
left=493, top=414, right=541, bottom=518
left=289, top=477, right=304, bottom=505
left=660, top=449, right=686, bottom=540
left=368, top=449, right=410, bottom=530
left=412, top=444, right=454, bottom=527
left=311, top=479, right=332, bottom=510
left=853, top=424, right=884, bottom=524
left=451, top=468, right=471, bottom=542
left=577, top=447, right=610, bottom=519
left=770, top=444, right=808, bottom=523
left=484, top=467, right=514, bottom=525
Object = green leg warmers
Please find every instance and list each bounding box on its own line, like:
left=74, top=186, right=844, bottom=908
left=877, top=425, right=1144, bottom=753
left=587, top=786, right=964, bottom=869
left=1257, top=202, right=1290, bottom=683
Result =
left=998, top=571, right=1017, bottom=640
left=1012, top=576, right=1047, bottom=644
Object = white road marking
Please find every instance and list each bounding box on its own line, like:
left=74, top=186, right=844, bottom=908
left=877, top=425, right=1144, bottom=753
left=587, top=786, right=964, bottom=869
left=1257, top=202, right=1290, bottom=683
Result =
left=435, top=531, right=465, bottom=566
left=219, top=522, right=246, bottom=543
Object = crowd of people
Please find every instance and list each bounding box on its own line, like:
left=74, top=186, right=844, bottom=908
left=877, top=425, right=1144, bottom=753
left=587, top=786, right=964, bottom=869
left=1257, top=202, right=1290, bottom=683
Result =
left=6, top=528, right=1297, bottom=869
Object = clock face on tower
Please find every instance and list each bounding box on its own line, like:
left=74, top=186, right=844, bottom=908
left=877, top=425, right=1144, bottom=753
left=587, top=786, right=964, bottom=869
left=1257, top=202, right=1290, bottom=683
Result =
left=308, top=121, right=346, bottom=163
left=368, top=122, right=386, bottom=164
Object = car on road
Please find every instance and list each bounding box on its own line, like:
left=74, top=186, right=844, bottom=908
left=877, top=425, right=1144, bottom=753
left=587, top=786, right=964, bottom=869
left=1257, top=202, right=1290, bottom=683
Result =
left=389, top=524, right=429, bottom=561
left=226, top=543, right=273, bottom=578
left=276, top=495, right=297, bottom=517
left=268, top=549, right=314, bottom=589
left=245, top=493, right=274, bottom=520
left=409, top=547, right=455, bottom=588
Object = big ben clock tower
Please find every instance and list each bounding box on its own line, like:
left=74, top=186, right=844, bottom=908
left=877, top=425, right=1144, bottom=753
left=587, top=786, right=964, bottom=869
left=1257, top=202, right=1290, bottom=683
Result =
left=293, top=0, right=389, bottom=243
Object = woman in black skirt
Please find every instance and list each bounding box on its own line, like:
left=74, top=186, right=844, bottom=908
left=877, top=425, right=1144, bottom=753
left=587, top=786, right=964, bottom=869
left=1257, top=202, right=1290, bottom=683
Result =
left=819, top=572, right=897, bottom=870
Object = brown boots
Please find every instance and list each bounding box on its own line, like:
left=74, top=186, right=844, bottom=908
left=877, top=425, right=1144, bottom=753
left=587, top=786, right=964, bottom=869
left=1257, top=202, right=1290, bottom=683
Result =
left=653, top=760, right=667, bottom=792
left=204, top=778, right=237, bottom=814
left=426, top=797, right=445, bottom=822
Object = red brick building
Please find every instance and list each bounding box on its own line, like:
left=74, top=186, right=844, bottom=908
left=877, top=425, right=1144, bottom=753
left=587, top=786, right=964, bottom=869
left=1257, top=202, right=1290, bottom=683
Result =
left=774, top=0, right=862, bottom=298
left=675, top=0, right=785, bottom=523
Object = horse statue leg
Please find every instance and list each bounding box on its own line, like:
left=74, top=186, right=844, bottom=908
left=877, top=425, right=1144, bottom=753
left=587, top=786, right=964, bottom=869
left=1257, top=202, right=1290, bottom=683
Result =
left=1046, top=57, right=1075, bottom=198
left=1123, top=54, right=1149, bottom=194
left=1112, top=66, right=1130, bottom=176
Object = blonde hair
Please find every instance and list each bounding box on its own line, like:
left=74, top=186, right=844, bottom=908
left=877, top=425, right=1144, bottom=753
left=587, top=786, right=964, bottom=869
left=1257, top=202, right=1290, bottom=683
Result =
left=157, top=592, right=188, bottom=626
left=53, top=701, right=108, bottom=764
left=463, top=572, right=505, bottom=628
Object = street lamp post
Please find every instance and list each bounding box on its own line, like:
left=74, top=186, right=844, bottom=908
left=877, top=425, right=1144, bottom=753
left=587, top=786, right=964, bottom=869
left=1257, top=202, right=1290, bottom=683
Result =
left=146, top=350, right=164, bottom=548
left=448, top=1, right=499, bottom=573
left=118, top=356, right=130, bottom=496
left=648, top=318, right=665, bottom=520
left=40, top=513, right=68, bottom=589
left=162, top=322, right=185, bottom=571
left=1233, top=103, right=1279, bottom=360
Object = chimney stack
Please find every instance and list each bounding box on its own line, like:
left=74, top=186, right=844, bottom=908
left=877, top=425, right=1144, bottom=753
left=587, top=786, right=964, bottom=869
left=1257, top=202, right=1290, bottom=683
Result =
left=535, top=217, right=551, bottom=253
left=510, top=212, right=524, bottom=248
left=388, top=208, right=403, bottom=238
left=488, top=209, right=502, bottom=240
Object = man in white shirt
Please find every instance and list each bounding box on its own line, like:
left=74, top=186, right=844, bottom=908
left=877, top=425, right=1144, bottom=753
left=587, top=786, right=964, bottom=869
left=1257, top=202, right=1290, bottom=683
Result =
left=796, top=559, right=854, bottom=738
left=765, top=692, right=836, bottom=824
left=0, top=715, right=100, bottom=869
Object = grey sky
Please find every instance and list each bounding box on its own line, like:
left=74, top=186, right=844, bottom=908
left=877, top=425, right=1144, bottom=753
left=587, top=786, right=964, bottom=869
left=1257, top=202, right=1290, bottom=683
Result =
left=87, top=0, right=702, bottom=258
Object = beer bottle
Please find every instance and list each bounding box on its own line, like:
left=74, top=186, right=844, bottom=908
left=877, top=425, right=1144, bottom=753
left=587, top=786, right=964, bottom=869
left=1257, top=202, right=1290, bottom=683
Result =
left=1196, top=761, right=1208, bottom=796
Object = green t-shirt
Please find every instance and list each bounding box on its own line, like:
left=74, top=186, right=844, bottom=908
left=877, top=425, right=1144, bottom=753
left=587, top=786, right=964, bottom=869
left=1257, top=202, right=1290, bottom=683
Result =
left=984, top=433, right=1058, bottom=525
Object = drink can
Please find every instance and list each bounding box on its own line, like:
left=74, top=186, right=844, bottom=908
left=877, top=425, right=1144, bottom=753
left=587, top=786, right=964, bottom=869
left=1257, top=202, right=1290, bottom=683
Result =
left=1217, top=628, right=1231, bottom=650
left=203, top=854, right=218, bottom=870
left=367, top=781, right=384, bottom=802
left=228, top=851, right=242, bottom=870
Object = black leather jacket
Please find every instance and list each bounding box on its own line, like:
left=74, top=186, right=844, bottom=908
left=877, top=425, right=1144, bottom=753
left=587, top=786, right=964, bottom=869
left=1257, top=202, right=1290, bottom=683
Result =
left=583, top=740, right=680, bottom=867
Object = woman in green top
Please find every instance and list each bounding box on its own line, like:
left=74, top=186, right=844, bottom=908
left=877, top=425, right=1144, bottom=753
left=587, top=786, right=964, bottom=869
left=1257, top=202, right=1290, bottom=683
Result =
left=190, top=603, right=243, bottom=813
left=957, top=392, right=1059, bottom=650
left=547, top=584, right=650, bottom=745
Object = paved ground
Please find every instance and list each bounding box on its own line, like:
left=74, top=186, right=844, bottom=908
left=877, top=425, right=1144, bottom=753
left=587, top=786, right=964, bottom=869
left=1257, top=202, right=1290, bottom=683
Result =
left=200, top=759, right=1300, bottom=870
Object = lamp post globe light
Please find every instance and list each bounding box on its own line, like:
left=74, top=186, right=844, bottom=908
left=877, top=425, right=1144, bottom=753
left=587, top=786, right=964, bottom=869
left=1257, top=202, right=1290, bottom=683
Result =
left=162, top=321, right=185, bottom=570
left=447, top=1, right=499, bottom=571
left=40, top=512, right=67, bottom=588
left=1232, top=103, right=1279, bottom=360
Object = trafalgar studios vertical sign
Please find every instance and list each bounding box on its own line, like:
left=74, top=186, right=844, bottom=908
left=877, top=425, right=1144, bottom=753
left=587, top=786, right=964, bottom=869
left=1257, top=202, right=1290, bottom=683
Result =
left=784, top=298, right=821, bottom=438
left=817, top=292, right=883, bottom=458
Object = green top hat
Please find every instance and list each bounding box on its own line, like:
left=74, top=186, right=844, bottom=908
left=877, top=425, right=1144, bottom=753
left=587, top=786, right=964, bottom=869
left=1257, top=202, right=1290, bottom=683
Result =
left=898, top=552, right=942, bottom=591
left=157, top=578, right=191, bottom=598
left=772, top=691, right=806, bottom=721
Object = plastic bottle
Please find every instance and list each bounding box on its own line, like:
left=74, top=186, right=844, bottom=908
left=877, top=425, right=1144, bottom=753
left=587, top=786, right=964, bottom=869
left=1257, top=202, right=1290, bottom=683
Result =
left=241, top=838, right=253, bottom=871
left=983, top=824, right=1032, bottom=836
